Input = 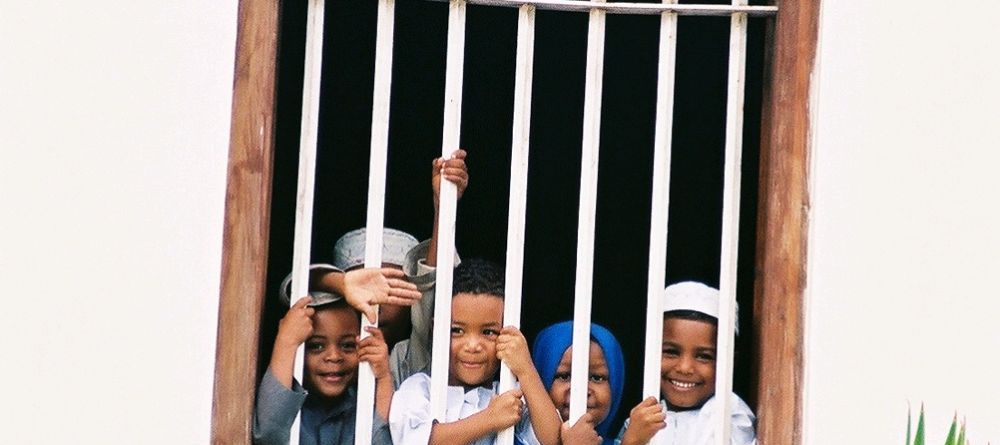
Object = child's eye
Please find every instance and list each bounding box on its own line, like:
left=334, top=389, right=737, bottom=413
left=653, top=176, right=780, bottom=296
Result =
left=450, top=326, right=464, bottom=336
left=589, top=374, right=608, bottom=383
left=696, top=352, right=715, bottom=363
left=662, top=347, right=679, bottom=357
left=339, top=341, right=358, bottom=353
left=482, top=329, right=500, bottom=337
left=554, top=372, right=571, bottom=382
left=306, top=341, right=325, bottom=352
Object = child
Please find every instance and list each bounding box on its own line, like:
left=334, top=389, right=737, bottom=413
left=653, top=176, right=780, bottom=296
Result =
left=279, top=149, right=469, bottom=386
left=253, top=296, right=394, bottom=445
left=615, top=281, right=756, bottom=445
left=532, top=321, right=626, bottom=445
left=389, top=259, right=561, bottom=445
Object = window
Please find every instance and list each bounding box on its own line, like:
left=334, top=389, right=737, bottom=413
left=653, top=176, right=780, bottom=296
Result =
left=212, top=1, right=817, bottom=443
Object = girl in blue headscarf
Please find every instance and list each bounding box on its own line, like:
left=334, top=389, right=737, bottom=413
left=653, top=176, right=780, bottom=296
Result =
left=531, top=321, right=626, bottom=445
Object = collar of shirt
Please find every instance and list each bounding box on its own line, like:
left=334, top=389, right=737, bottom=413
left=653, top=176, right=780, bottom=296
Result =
left=303, top=386, right=357, bottom=423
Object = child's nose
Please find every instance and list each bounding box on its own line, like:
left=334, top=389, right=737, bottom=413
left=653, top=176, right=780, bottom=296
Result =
left=323, top=347, right=344, bottom=363
left=559, top=386, right=572, bottom=406
left=464, top=336, right=483, bottom=351
left=676, top=355, right=695, bottom=374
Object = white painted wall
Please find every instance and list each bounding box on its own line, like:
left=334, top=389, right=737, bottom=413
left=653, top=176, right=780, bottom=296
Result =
left=0, top=1, right=237, bottom=443
left=804, top=1, right=1000, bottom=444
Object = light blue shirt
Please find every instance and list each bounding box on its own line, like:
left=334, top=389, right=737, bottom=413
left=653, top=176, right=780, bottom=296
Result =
left=389, top=372, right=540, bottom=445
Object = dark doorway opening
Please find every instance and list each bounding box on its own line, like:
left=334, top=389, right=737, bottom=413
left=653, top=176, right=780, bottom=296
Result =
left=261, top=0, right=766, bottom=433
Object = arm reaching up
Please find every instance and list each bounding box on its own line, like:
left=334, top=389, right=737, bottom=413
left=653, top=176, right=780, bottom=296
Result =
left=427, top=148, right=468, bottom=267
left=269, top=296, right=315, bottom=389
left=358, top=326, right=394, bottom=421
left=316, top=268, right=421, bottom=323
left=497, top=326, right=561, bottom=445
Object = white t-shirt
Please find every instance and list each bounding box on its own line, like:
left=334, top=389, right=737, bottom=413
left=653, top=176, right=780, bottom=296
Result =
left=615, top=393, right=756, bottom=445
left=389, top=373, right=540, bottom=445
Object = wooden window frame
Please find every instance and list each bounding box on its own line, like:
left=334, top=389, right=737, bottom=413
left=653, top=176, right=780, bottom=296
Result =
left=208, top=1, right=820, bottom=443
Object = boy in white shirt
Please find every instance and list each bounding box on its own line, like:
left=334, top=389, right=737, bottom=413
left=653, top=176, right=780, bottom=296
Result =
left=615, top=281, right=756, bottom=445
left=389, top=259, right=561, bottom=445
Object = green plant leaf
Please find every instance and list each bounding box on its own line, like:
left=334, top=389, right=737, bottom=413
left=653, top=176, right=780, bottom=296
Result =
left=944, top=413, right=958, bottom=445
left=914, top=404, right=926, bottom=445
left=907, top=404, right=913, bottom=445
left=956, top=417, right=966, bottom=445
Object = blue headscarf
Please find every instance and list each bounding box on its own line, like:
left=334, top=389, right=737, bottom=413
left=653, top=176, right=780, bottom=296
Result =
left=531, top=321, right=625, bottom=441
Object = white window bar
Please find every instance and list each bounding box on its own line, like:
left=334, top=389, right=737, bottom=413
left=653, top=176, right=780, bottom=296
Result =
left=354, top=1, right=396, bottom=444
left=496, top=5, right=536, bottom=445
left=715, top=1, right=749, bottom=444
left=285, top=0, right=768, bottom=442
left=289, top=1, right=326, bottom=444
left=568, top=0, right=606, bottom=426
left=427, top=0, right=776, bottom=17
left=643, top=2, right=678, bottom=445
left=429, top=0, right=467, bottom=422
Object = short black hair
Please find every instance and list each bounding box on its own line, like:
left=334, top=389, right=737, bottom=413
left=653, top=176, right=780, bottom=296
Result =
left=663, top=309, right=718, bottom=327
left=452, top=258, right=504, bottom=298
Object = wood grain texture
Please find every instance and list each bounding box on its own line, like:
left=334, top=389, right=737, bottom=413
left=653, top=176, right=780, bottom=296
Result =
left=210, top=1, right=281, bottom=444
left=753, top=1, right=820, bottom=444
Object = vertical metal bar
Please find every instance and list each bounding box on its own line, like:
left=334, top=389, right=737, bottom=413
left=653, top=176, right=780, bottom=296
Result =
left=289, top=1, right=326, bottom=443
left=644, top=2, right=678, bottom=445
left=496, top=5, right=535, bottom=445
left=715, top=1, right=748, bottom=444
left=569, top=0, right=606, bottom=426
left=355, top=1, right=395, bottom=443
left=430, top=0, right=466, bottom=422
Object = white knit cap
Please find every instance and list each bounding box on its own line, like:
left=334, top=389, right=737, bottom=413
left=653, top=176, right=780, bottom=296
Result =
left=332, top=227, right=419, bottom=270
left=662, top=281, right=739, bottom=334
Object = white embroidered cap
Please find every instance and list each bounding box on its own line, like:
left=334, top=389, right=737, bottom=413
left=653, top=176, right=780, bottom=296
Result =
left=662, top=281, right=739, bottom=334
left=332, top=227, right=419, bottom=270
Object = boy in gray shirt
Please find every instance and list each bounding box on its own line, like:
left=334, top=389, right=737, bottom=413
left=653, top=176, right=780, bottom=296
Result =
left=253, top=295, right=394, bottom=445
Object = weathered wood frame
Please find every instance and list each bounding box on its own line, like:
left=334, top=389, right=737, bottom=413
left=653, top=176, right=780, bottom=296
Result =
left=208, top=0, right=820, bottom=443
left=210, top=1, right=280, bottom=444
left=751, top=1, right=819, bottom=444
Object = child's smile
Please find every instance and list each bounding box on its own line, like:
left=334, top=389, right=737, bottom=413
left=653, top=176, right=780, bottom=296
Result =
left=660, top=318, right=717, bottom=409
left=448, top=293, right=503, bottom=387
left=304, top=307, right=360, bottom=399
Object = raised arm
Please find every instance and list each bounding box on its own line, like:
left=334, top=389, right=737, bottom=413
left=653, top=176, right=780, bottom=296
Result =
left=268, top=296, right=315, bottom=388
left=313, top=268, right=421, bottom=323
left=358, top=326, right=395, bottom=421
left=427, top=149, right=468, bottom=267
left=497, top=326, right=562, bottom=445
left=253, top=297, right=314, bottom=445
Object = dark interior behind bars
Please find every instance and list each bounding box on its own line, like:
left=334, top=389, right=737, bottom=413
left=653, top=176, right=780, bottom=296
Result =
left=260, top=0, right=767, bottom=433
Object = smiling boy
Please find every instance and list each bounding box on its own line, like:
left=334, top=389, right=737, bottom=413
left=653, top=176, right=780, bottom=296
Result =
left=253, top=295, right=394, bottom=445
left=389, top=259, right=561, bottom=445
left=615, top=281, right=756, bottom=445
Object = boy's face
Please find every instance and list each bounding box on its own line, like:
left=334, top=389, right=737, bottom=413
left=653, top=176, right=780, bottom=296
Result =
left=660, top=317, right=717, bottom=409
left=448, top=293, right=503, bottom=387
left=548, top=341, right=612, bottom=424
left=304, top=306, right=361, bottom=399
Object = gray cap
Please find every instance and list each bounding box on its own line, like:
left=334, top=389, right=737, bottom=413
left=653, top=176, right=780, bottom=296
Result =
left=333, top=227, right=419, bottom=270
